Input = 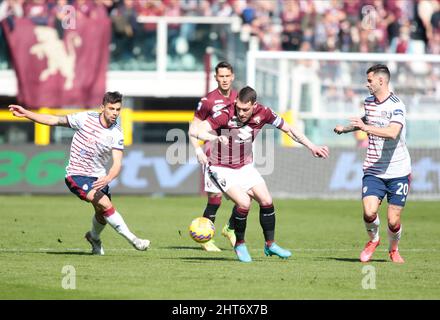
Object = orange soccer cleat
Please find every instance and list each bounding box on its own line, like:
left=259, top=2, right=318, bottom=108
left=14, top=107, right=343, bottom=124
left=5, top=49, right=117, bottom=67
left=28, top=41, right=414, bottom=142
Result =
left=360, top=239, right=380, bottom=262
left=389, top=250, right=405, bottom=264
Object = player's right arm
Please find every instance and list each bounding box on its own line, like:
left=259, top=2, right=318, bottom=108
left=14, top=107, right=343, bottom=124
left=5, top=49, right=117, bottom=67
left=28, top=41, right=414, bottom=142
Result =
left=8, top=104, right=69, bottom=127
left=188, top=116, right=208, bottom=165
left=189, top=119, right=228, bottom=145
left=334, top=116, right=367, bottom=134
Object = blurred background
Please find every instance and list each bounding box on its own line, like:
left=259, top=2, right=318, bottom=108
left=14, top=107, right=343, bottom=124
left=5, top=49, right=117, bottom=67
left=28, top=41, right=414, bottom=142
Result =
left=0, top=0, right=439, bottom=199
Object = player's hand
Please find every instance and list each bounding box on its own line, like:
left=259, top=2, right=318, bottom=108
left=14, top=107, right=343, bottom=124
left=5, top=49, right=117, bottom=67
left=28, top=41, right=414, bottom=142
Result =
left=92, top=176, right=111, bottom=190
left=349, top=117, right=366, bottom=131
left=334, top=125, right=344, bottom=135
left=8, top=104, right=27, bottom=117
left=196, top=151, right=208, bottom=165
left=217, top=135, right=229, bottom=145
left=311, top=145, right=329, bottom=159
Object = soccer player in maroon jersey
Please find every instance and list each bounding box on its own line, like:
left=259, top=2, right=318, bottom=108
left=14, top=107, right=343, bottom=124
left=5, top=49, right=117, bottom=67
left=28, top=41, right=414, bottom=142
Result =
left=188, top=61, right=238, bottom=252
left=190, top=86, right=329, bottom=262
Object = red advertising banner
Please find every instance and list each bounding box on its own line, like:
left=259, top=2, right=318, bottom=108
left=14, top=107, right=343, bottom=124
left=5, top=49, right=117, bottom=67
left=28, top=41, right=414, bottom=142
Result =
left=2, top=15, right=111, bottom=108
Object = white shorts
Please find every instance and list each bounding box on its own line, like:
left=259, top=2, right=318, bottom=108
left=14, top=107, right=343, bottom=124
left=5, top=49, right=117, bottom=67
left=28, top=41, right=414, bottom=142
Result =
left=204, top=164, right=265, bottom=193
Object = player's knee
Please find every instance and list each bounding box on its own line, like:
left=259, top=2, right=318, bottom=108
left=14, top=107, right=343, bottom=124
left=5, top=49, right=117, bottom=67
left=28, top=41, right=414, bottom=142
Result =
left=236, top=199, right=251, bottom=211
left=207, top=193, right=222, bottom=205
left=387, top=217, right=401, bottom=229
left=363, top=211, right=378, bottom=222
left=363, top=204, right=378, bottom=218
left=258, top=198, right=273, bottom=207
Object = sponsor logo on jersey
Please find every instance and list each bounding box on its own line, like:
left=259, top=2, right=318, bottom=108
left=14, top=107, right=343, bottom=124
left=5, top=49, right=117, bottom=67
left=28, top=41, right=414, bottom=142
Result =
left=212, top=111, right=222, bottom=118
left=214, top=99, right=224, bottom=103
left=212, top=103, right=227, bottom=112
left=237, top=126, right=253, bottom=141
left=253, top=116, right=261, bottom=124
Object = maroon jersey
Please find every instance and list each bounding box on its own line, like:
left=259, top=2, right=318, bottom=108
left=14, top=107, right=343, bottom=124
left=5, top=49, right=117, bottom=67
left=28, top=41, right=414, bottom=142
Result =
left=207, top=103, right=284, bottom=168
left=194, top=88, right=238, bottom=121
left=194, top=88, right=237, bottom=156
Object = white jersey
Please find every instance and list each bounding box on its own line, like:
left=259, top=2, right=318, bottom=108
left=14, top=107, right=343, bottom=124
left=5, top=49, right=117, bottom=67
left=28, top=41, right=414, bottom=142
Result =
left=65, top=111, right=124, bottom=177
left=363, top=93, right=411, bottom=179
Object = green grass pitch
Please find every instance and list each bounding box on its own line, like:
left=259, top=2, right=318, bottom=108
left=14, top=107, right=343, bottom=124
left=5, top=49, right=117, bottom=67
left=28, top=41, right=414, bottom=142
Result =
left=0, top=195, right=439, bottom=299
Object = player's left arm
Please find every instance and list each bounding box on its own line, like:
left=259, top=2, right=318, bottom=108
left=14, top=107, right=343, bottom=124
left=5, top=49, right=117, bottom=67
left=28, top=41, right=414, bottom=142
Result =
left=350, top=117, right=402, bottom=139
left=280, top=122, right=329, bottom=158
left=92, top=149, right=123, bottom=190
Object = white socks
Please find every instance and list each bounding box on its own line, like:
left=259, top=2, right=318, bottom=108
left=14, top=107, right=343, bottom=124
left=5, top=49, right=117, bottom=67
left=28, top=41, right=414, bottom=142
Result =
left=104, top=211, right=137, bottom=243
left=90, top=214, right=106, bottom=240
left=364, top=215, right=380, bottom=242
left=387, top=225, right=402, bottom=251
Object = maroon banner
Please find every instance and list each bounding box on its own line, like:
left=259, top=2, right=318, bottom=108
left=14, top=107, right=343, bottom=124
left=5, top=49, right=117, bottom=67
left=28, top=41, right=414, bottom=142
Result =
left=2, top=16, right=111, bottom=108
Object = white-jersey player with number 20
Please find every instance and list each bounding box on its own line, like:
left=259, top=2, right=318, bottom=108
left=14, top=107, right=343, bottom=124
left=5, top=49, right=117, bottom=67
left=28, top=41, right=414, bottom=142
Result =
left=334, top=64, right=411, bottom=264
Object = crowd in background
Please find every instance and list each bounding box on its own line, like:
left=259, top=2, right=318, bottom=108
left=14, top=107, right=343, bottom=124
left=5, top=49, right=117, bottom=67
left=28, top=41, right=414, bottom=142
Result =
left=1, top=0, right=439, bottom=55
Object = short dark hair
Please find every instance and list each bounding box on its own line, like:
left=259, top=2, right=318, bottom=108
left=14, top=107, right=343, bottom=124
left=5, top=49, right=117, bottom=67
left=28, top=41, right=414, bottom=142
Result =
left=238, top=86, right=257, bottom=104
left=215, top=61, right=234, bottom=74
left=366, top=64, right=390, bottom=81
left=102, top=91, right=123, bottom=105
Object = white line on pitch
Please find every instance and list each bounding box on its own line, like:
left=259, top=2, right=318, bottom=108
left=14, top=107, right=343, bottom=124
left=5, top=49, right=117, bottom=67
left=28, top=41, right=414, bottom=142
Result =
left=0, top=248, right=438, bottom=253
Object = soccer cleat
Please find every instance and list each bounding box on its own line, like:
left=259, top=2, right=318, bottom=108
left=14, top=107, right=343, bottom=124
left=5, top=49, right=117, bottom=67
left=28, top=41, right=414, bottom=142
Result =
left=234, top=243, right=252, bottom=262
left=360, top=239, right=380, bottom=262
left=132, top=238, right=150, bottom=251
left=264, top=243, right=292, bottom=259
left=221, top=224, right=236, bottom=247
left=85, top=231, right=104, bottom=255
left=389, top=250, right=405, bottom=263
left=201, top=239, right=221, bottom=252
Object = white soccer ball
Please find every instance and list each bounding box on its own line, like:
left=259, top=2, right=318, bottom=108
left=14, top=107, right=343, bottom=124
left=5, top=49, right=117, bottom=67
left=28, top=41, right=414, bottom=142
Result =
left=189, top=217, right=215, bottom=243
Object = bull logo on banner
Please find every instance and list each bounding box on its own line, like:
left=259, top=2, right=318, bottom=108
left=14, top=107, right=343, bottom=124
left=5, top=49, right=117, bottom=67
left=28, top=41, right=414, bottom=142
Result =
left=30, top=27, right=82, bottom=90
left=2, top=16, right=110, bottom=108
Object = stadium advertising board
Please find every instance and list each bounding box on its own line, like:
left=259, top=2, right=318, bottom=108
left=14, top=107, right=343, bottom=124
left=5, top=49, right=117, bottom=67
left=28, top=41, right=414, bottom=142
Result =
left=0, top=145, right=200, bottom=194
left=263, top=148, right=440, bottom=200
left=0, top=146, right=439, bottom=199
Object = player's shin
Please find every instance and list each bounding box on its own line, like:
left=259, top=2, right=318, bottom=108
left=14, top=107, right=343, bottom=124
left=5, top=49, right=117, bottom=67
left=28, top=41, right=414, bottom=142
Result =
left=102, top=207, right=137, bottom=243
left=90, top=212, right=106, bottom=240
left=364, top=214, right=380, bottom=242
left=227, top=213, right=235, bottom=229
left=260, top=204, right=275, bottom=247
left=203, top=196, right=221, bottom=223
left=387, top=223, right=402, bottom=251
left=232, top=206, right=249, bottom=245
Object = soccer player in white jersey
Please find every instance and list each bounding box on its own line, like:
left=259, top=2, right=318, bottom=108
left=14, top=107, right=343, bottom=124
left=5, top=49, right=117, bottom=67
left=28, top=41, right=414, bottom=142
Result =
left=8, top=92, right=150, bottom=255
left=334, top=64, right=411, bottom=264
